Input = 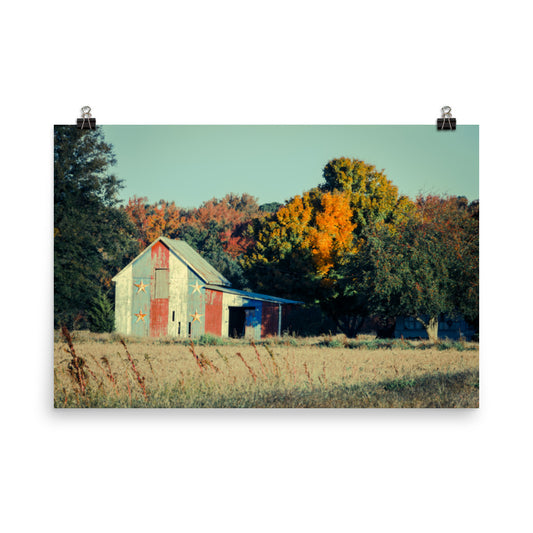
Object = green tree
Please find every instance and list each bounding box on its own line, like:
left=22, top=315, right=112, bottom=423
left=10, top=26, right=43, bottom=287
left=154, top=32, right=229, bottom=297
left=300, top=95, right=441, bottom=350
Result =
left=54, top=126, right=137, bottom=328
left=321, top=157, right=413, bottom=229
left=178, top=220, right=248, bottom=288
left=87, top=289, right=115, bottom=333
left=259, top=202, right=283, bottom=213
left=342, top=196, right=479, bottom=340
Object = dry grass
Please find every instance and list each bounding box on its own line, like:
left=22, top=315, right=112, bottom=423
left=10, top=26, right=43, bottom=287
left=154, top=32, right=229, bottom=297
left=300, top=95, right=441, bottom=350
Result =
left=54, top=331, right=479, bottom=408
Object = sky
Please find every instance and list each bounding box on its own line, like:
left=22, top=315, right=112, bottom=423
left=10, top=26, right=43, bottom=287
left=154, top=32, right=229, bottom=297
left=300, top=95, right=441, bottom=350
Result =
left=102, top=125, right=479, bottom=208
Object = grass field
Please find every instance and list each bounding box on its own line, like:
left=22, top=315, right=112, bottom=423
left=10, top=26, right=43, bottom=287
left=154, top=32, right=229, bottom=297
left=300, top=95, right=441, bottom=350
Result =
left=54, top=331, right=479, bottom=408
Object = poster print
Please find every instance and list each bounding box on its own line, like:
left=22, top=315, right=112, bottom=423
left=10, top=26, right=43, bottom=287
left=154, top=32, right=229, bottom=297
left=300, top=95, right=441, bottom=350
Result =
left=54, top=125, right=479, bottom=408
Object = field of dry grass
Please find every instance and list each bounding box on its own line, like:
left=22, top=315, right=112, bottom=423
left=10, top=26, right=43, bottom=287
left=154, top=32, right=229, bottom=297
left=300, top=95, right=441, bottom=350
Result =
left=54, top=331, right=479, bottom=408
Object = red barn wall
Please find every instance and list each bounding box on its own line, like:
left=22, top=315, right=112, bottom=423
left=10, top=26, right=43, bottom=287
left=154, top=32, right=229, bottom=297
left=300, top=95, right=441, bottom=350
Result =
left=150, top=241, right=169, bottom=337
left=204, top=289, right=223, bottom=336
left=261, top=302, right=279, bottom=337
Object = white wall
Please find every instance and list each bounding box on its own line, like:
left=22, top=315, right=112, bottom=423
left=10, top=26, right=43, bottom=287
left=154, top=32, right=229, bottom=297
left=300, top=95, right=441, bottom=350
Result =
left=114, top=264, right=132, bottom=335
left=167, top=253, right=189, bottom=337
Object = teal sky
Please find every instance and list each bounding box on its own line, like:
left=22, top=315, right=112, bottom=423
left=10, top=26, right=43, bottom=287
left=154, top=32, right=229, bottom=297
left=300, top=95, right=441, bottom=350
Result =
left=102, top=125, right=479, bottom=208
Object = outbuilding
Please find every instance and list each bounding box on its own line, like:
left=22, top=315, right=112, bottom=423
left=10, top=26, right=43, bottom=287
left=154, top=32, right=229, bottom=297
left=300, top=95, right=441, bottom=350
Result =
left=112, top=237, right=300, bottom=339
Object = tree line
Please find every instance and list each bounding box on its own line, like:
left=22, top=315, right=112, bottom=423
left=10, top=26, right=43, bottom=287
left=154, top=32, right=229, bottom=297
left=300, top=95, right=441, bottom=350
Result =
left=54, top=126, right=478, bottom=339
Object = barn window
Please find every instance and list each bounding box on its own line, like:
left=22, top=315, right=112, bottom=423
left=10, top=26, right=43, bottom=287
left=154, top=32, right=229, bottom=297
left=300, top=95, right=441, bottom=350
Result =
left=154, top=268, right=169, bottom=298
left=172, top=310, right=175, bottom=322
left=188, top=322, right=192, bottom=336
left=178, top=322, right=181, bottom=335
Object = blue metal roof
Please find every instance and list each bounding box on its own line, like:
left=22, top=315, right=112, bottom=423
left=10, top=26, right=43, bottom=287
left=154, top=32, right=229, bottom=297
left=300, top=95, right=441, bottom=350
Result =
left=205, top=284, right=302, bottom=305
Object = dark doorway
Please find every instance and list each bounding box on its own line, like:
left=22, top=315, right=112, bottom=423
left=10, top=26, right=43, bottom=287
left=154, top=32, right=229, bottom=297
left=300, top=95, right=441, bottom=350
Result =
left=228, top=307, right=246, bottom=338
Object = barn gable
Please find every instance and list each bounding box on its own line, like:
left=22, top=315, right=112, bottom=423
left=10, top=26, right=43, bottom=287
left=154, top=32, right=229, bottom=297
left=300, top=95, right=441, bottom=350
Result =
left=112, top=237, right=230, bottom=286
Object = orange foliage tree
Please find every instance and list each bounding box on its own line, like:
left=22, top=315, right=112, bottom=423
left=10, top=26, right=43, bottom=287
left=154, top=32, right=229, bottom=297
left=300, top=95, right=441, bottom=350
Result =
left=124, top=196, right=182, bottom=250
left=242, top=158, right=414, bottom=336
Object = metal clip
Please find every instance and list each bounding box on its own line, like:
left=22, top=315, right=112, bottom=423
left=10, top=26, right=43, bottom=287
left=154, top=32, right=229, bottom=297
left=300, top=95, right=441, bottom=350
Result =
left=437, top=106, right=456, bottom=130
left=77, top=106, right=96, bottom=129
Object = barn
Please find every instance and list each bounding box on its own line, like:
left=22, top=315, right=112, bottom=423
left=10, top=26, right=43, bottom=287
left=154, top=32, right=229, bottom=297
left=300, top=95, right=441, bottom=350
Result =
left=112, top=237, right=301, bottom=339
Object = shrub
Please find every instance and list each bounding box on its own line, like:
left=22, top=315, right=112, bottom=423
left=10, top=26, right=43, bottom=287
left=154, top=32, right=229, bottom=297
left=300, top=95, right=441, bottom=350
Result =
left=197, top=333, right=225, bottom=346
left=87, top=289, right=114, bottom=333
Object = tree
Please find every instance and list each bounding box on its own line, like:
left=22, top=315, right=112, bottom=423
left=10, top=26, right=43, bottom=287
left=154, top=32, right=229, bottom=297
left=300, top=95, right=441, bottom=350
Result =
left=124, top=193, right=263, bottom=289
left=54, top=126, right=137, bottom=328
left=87, top=289, right=115, bottom=333
left=177, top=220, right=248, bottom=288
left=124, top=196, right=182, bottom=249
left=343, top=195, right=479, bottom=340
left=125, top=193, right=262, bottom=259
left=242, top=158, right=414, bottom=336
left=259, top=202, right=283, bottom=213
left=321, top=157, right=413, bottom=230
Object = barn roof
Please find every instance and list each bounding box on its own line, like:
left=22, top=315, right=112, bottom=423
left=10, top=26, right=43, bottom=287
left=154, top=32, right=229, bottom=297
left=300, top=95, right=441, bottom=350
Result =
left=112, top=237, right=231, bottom=286
left=160, top=237, right=231, bottom=286
left=205, top=285, right=302, bottom=305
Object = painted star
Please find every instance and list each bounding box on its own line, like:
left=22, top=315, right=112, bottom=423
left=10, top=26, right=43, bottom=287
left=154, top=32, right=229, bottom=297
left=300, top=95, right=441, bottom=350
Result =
left=134, top=309, right=147, bottom=323
left=190, top=281, right=203, bottom=294
left=191, top=310, right=203, bottom=323
left=134, top=280, right=148, bottom=293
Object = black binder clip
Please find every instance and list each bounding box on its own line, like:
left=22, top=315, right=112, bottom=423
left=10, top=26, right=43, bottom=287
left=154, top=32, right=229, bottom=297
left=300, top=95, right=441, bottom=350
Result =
left=77, top=106, right=96, bottom=129
left=437, top=106, right=456, bottom=130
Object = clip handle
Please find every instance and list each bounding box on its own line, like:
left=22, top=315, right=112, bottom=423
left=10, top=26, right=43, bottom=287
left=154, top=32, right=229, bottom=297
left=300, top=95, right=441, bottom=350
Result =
left=437, top=106, right=456, bottom=130
left=77, top=106, right=96, bottom=129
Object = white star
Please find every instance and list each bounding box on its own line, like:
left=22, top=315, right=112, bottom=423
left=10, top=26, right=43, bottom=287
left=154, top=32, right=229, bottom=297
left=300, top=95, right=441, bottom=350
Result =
left=134, top=280, right=148, bottom=293
left=190, top=281, right=203, bottom=294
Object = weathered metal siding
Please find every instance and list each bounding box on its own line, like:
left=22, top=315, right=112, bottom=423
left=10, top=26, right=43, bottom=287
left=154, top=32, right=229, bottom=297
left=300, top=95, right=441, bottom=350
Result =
left=131, top=248, right=152, bottom=336
left=205, top=289, right=223, bottom=336
left=149, top=241, right=169, bottom=337
left=114, top=264, right=132, bottom=335
left=282, top=304, right=294, bottom=335
left=167, top=253, right=188, bottom=338
left=187, top=269, right=206, bottom=338
left=245, top=303, right=262, bottom=340
left=394, top=316, right=476, bottom=341
left=261, top=302, right=279, bottom=337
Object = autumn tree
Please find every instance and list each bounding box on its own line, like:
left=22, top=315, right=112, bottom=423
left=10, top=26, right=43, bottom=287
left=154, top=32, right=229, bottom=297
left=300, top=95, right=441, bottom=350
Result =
left=54, top=126, right=138, bottom=328
left=342, top=195, right=479, bottom=340
left=180, top=193, right=261, bottom=257
left=124, top=196, right=182, bottom=249
left=321, top=157, right=413, bottom=230
left=242, top=158, right=414, bottom=336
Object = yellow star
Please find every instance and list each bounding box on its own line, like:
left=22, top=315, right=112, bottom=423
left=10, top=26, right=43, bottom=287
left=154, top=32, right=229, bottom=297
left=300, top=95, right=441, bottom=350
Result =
left=134, top=309, right=147, bottom=323
left=134, top=280, right=148, bottom=293
left=190, top=281, right=203, bottom=294
left=191, top=310, right=203, bottom=323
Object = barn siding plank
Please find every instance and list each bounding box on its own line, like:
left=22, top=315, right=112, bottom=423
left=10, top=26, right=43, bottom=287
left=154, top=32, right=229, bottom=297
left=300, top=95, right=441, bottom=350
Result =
left=187, top=269, right=206, bottom=338
left=168, top=253, right=188, bottom=338
left=149, top=242, right=169, bottom=337
left=205, top=289, right=223, bottom=336
left=114, top=264, right=132, bottom=334
left=261, top=302, right=279, bottom=337
left=131, top=251, right=151, bottom=336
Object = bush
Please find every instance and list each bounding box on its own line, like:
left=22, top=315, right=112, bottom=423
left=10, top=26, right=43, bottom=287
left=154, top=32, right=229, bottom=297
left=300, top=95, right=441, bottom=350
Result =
left=87, top=289, right=114, bottom=333
left=197, top=333, right=225, bottom=346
